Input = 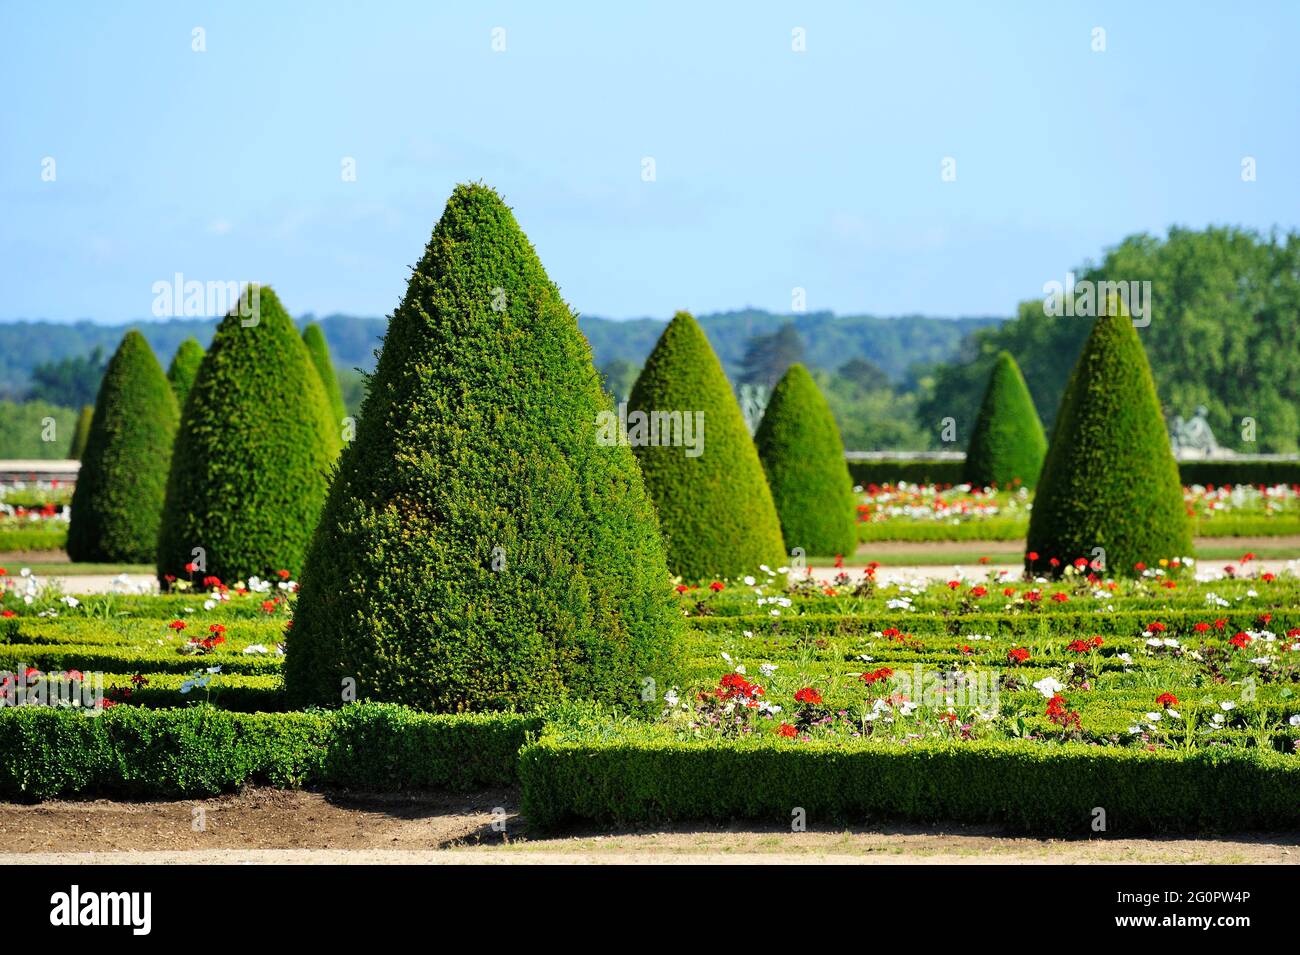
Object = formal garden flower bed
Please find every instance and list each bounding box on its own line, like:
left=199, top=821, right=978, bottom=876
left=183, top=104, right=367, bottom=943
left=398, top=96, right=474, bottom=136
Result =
left=3, top=559, right=1297, bottom=831
left=854, top=481, right=1300, bottom=541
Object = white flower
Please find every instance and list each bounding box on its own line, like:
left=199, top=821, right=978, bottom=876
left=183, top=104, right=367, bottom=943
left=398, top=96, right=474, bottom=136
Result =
left=242, top=644, right=269, bottom=655
left=743, top=576, right=756, bottom=586
left=1166, top=709, right=1181, bottom=720
left=663, top=688, right=679, bottom=707
left=1219, top=700, right=1236, bottom=711
left=61, top=596, right=79, bottom=608
left=1032, top=676, right=1065, bottom=698
left=734, top=664, right=746, bottom=675
left=759, top=663, right=778, bottom=677
left=1289, top=715, right=1300, bottom=727
left=1145, top=712, right=1162, bottom=722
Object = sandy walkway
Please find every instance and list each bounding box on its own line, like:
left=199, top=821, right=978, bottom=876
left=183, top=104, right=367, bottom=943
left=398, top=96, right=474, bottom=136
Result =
left=0, top=789, right=1295, bottom=864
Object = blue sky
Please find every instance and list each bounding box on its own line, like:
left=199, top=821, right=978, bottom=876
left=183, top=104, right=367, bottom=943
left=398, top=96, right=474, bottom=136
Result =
left=2, top=2, right=1297, bottom=323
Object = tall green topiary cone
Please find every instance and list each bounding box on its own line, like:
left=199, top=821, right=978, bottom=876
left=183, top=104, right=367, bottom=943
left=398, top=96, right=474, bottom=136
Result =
left=67, top=332, right=179, bottom=562
left=157, top=286, right=340, bottom=583
left=67, top=405, right=93, bottom=459
left=627, top=311, right=786, bottom=579
left=754, top=364, right=857, bottom=557
left=284, top=184, right=682, bottom=713
left=1026, top=303, right=1191, bottom=576
left=301, top=322, right=348, bottom=428
left=166, top=338, right=205, bottom=410
left=964, top=351, right=1047, bottom=489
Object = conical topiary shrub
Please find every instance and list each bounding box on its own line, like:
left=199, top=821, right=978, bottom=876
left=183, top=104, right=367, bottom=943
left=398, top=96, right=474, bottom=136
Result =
left=627, top=311, right=786, bottom=580
left=67, top=405, right=93, bottom=459
left=301, top=322, right=348, bottom=428
left=284, top=184, right=682, bottom=713
left=67, top=332, right=179, bottom=562
left=1025, top=303, right=1191, bottom=576
left=754, top=364, right=857, bottom=557
left=964, top=351, right=1047, bottom=489
left=157, top=286, right=340, bottom=583
left=166, top=337, right=205, bottom=410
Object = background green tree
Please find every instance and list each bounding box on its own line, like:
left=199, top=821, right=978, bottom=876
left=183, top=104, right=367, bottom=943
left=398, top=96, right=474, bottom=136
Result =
left=963, top=351, right=1047, bottom=488
left=166, top=338, right=204, bottom=410
left=1026, top=303, right=1192, bottom=576
left=157, top=287, right=340, bottom=582
left=67, top=332, right=178, bottom=562
left=755, top=364, right=857, bottom=557
left=628, top=311, right=786, bottom=579
left=302, top=322, right=348, bottom=428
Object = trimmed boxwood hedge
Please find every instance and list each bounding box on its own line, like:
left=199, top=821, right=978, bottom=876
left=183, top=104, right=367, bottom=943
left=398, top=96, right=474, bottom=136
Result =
left=0, top=704, right=541, bottom=801
left=301, top=321, right=348, bottom=431
left=846, top=456, right=1300, bottom=489
left=963, top=351, right=1046, bottom=489
left=755, top=364, right=857, bottom=557
left=519, top=731, right=1300, bottom=833
left=1026, top=307, right=1192, bottom=575
left=157, top=286, right=340, bottom=583
left=846, top=459, right=965, bottom=487
left=286, top=183, right=682, bottom=714
left=166, top=337, right=205, bottom=411
left=67, top=331, right=180, bottom=563
left=628, top=311, right=786, bottom=579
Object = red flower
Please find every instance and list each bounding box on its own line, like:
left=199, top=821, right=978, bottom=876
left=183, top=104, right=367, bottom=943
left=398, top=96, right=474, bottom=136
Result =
left=261, top=600, right=277, bottom=614
left=1134, top=562, right=1147, bottom=571
left=1156, top=692, right=1179, bottom=708
left=168, top=620, right=187, bottom=631
left=1229, top=632, right=1252, bottom=649
left=1066, top=639, right=1091, bottom=654
left=1050, top=592, right=1069, bottom=603
left=208, top=624, right=226, bottom=635
left=184, top=562, right=197, bottom=573
left=946, top=580, right=960, bottom=591
left=674, top=584, right=689, bottom=594
left=277, top=569, right=291, bottom=579
left=0, top=610, right=14, bottom=618
left=833, top=554, right=844, bottom=569
left=1214, top=618, right=1228, bottom=630
left=708, top=581, right=724, bottom=592
left=1048, top=557, right=1060, bottom=567
left=958, top=644, right=973, bottom=655
left=778, top=723, right=797, bottom=738
left=1148, top=621, right=1167, bottom=633
left=794, top=687, right=822, bottom=705
left=1193, top=622, right=1210, bottom=633
left=1261, top=572, right=1276, bottom=582
left=1026, top=551, right=1039, bottom=562
left=1007, top=647, right=1030, bottom=664
left=970, top=585, right=987, bottom=598
left=861, top=667, right=894, bottom=685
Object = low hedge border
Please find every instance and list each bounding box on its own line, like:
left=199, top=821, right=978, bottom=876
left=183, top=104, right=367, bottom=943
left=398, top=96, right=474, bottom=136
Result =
left=847, top=456, right=1300, bottom=489
left=518, top=732, right=1300, bottom=833
left=0, top=703, right=543, bottom=800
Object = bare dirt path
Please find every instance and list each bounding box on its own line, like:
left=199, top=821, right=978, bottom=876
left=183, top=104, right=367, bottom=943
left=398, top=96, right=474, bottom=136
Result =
left=0, top=789, right=1295, bottom=864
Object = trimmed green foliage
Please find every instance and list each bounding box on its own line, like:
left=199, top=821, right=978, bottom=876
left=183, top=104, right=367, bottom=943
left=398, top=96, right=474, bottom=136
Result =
left=964, top=351, right=1046, bottom=488
left=1027, top=308, right=1192, bottom=576
left=846, top=458, right=965, bottom=487
left=166, top=337, right=205, bottom=410
left=755, top=364, right=856, bottom=557
left=66, top=332, right=179, bottom=562
left=628, top=311, right=786, bottom=579
left=285, top=184, right=681, bottom=713
left=301, top=322, right=348, bottom=429
left=0, top=704, right=538, bottom=800
left=519, top=730, right=1300, bottom=833
left=67, top=405, right=93, bottom=459
left=157, top=287, right=340, bottom=583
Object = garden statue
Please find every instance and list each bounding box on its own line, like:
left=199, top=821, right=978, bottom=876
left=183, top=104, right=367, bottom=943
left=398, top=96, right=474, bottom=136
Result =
left=1170, top=405, right=1222, bottom=458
